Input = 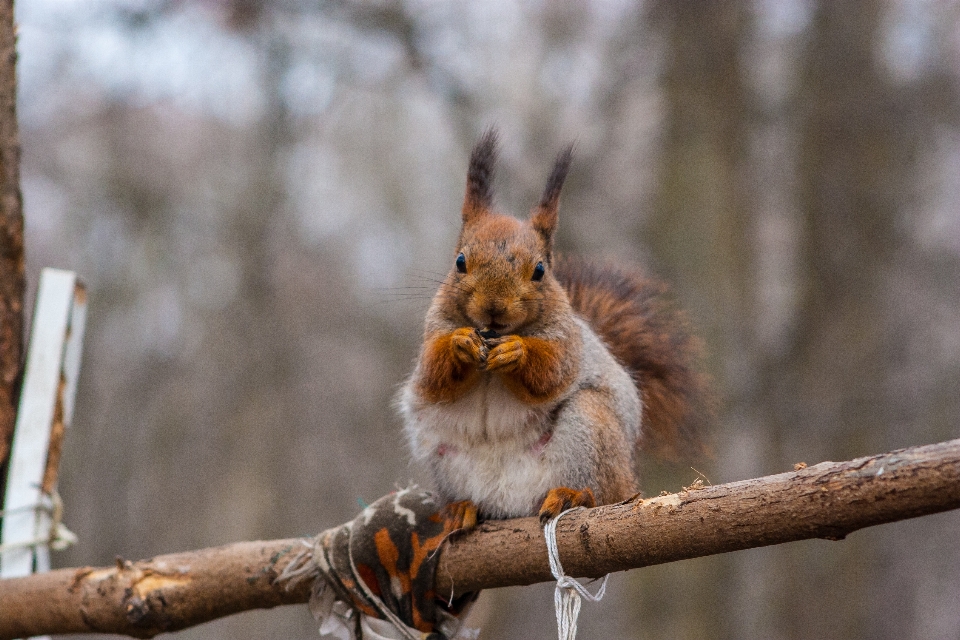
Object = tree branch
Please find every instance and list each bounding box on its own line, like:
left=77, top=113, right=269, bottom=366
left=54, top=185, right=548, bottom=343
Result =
left=436, top=437, right=960, bottom=593
left=1, top=438, right=959, bottom=639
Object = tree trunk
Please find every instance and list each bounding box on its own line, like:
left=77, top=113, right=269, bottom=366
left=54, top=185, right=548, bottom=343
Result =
left=0, top=0, right=24, bottom=511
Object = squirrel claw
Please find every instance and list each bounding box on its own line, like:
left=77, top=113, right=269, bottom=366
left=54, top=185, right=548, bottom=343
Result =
left=538, top=487, right=596, bottom=525
left=485, top=336, right=525, bottom=372
left=442, top=499, right=479, bottom=532
left=451, top=328, right=487, bottom=365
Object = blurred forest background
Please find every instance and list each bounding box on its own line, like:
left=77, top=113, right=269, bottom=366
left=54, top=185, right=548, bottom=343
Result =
left=10, top=0, right=960, bottom=638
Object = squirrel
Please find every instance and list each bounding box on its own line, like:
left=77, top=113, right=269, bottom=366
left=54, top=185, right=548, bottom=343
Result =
left=398, top=129, right=710, bottom=523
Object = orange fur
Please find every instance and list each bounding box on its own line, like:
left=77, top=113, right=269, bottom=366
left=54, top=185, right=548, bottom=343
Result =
left=538, top=487, right=596, bottom=523
left=492, top=335, right=577, bottom=404
left=416, top=330, right=483, bottom=404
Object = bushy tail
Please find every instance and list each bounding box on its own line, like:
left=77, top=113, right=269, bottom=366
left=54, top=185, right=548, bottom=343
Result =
left=554, top=256, right=713, bottom=460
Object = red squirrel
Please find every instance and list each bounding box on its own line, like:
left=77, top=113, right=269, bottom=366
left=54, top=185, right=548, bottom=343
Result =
left=399, top=129, right=709, bottom=523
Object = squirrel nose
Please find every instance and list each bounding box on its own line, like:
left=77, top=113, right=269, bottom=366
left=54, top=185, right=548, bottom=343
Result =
left=483, top=302, right=506, bottom=325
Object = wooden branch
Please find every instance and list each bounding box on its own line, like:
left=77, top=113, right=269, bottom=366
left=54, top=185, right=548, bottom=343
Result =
left=436, top=437, right=960, bottom=593
left=0, top=540, right=313, bottom=639
left=1, top=438, right=959, bottom=639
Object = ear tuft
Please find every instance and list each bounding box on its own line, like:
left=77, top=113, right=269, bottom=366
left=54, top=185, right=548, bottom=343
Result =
left=538, top=143, right=573, bottom=210
left=463, top=128, right=499, bottom=223
left=531, top=143, right=574, bottom=243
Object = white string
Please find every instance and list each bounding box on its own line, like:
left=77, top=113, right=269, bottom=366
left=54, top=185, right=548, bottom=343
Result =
left=544, top=508, right=609, bottom=640
left=0, top=491, right=78, bottom=555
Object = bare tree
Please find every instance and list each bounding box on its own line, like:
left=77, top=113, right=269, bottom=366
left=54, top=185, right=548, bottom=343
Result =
left=0, top=0, right=23, bottom=510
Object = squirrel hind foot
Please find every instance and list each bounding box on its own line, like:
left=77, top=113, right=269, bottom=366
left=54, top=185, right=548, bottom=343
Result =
left=538, top=486, right=597, bottom=525
left=441, top=499, right=479, bottom=532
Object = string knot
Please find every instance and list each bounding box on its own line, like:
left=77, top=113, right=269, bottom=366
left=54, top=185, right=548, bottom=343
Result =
left=544, top=508, right=609, bottom=640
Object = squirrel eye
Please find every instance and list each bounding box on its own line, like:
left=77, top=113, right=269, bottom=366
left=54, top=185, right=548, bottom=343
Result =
left=455, top=253, right=467, bottom=274
left=532, top=261, right=545, bottom=281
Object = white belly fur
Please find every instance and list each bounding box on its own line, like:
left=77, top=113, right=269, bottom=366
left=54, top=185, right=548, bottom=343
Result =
left=400, top=375, right=567, bottom=518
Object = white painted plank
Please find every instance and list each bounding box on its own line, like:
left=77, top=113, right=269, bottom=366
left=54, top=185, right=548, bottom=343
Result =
left=0, top=269, right=77, bottom=578
left=32, top=283, right=86, bottom=577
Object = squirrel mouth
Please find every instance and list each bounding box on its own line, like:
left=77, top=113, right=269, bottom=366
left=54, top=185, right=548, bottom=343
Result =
left=479, top=321, right=508, bottom=338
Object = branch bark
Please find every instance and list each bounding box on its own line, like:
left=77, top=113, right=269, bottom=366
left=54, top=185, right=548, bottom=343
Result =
left=1, top=438, right=959, bottom=639
left=0, top=0, right=25, bottom=502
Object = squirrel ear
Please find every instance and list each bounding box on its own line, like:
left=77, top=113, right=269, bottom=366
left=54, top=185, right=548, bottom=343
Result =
left=462, top=128, right=498, bottom=225
left=531, top=143, right=573, bottom=244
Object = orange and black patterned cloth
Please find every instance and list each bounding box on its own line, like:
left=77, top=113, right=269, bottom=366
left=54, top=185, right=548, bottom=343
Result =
left=281, top=487, right=478, bottom=640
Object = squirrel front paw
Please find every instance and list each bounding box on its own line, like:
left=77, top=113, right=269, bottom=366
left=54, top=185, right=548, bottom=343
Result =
left=451, top=328, right=488, bottom=365
left=484, top=336, right=526, bottom=372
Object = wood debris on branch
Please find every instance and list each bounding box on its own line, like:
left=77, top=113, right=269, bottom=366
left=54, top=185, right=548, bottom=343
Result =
left=1, top=438, right=959, bottom=639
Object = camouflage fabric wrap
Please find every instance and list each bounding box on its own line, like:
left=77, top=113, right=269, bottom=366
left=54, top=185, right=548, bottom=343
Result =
left=280, top=487, right=477, bottom=640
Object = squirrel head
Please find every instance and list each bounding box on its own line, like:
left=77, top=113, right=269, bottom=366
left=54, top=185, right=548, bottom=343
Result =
left=443, top=129, right=574, bottom=334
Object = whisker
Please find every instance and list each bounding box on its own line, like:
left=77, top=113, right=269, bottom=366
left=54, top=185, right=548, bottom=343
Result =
left=405, top=274, right=450, bottom=282
left=393, top=272, right=476, bottom=298
left=369, top=297, right=436, bottom=306
left=418, top=280, right=473, bottom=296
left=407, top=274, right=450, bottom=284
left=407, top=268, right=452, bottom=276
